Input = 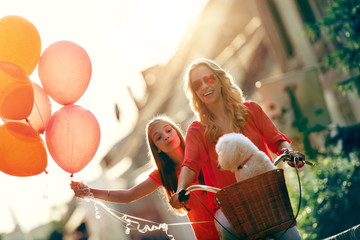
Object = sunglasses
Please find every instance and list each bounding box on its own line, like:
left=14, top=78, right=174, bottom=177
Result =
left=191, top=74, right=217, bottom=91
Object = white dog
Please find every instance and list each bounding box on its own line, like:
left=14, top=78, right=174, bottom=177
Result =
left=216, top=133, right=276, bottom=182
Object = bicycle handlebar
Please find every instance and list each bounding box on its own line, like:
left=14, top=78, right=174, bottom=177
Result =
left=178, top=185, right=221, bottom=202
left=273, top=150, right=315, bottom=167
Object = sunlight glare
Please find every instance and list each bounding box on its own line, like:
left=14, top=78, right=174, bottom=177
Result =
left=0, top=0, right=209, bottom=235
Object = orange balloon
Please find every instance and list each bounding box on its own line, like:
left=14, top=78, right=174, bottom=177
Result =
left=45, top=105, right=100, bottom=175
left=38, top=41, right=92, bottom=105
left=2, top=82, right=52, bottom=134
left=0, top=61, right=34, bottom=120
left=0, top=15, right=41, bottom=75
left=0, top=122, right=47, bottom=177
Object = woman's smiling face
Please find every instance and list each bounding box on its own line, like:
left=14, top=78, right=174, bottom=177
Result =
left=190, top=65, right=222, bottom=105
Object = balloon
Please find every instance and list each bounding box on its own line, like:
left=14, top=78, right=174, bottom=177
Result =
left=2, top=82, right=52, bottom=134
left=45, top=105, right=100, bottom=175
left=0, top=122, right=47, bottom=177
left=0, top=61, right=34, bottom=120
left=38, top=41, right=92, bottom=105
left=0, top=15, right=41, bottom=75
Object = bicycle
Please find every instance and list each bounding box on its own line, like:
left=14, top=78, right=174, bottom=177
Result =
left=179, top=150, right=315, bottom=240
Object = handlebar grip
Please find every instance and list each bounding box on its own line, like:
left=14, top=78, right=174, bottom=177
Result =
left=178, top=189, right=190, bottom=202
left=305, top=160, right=315, bottom=166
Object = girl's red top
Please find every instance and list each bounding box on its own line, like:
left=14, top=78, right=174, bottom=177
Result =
left=150, top=169, right=220, bottom=240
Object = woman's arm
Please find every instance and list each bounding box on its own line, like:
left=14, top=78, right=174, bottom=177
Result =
left=278, top=140, right=293, bottom=152
left=276, top=141, right=292, bottom=169
left=169, top=166, right=196, bottom=209
left=71, top=177, right=159, bottom=203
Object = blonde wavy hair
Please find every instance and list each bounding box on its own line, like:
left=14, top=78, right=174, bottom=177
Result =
left=185, top=58, right=249, bottom=143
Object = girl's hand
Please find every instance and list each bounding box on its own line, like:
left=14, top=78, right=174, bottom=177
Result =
left=70, top=181, right=91, bottom=198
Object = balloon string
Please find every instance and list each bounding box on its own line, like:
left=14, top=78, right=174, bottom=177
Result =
left=98, top=200, right=210, bottom=226
left=71, top=181, right=212, bottom=239
left=25, top=118, right=34, bottom=130
left=67, top=120, right=74, bottom=176
left=42, top=171, right=49, bottom=199
left=33, top=99, right=46, bottom=134
left=92, top=199, right=175, bottom=239
left=78, top=196, right=211, bottom=240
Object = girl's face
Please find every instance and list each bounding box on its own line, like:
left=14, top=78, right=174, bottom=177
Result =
left=150, top=122, right=181, bottom=154
left=190, top=65, right=222, bottom=105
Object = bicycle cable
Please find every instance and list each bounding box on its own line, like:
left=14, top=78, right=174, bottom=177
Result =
left=188, top=190, right=239, bottom=239
left=276, top=157, right=302, bottom=240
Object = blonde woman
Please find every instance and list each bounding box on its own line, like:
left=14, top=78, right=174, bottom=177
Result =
left=169, top=59, right=302, bottom=239
left=71, top=116, right=219, bottom=240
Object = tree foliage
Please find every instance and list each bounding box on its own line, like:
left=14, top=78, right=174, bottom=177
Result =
left=285, top=123, right=360, bottom=239
left=294, top=151, right=360, bottom=239
left=306, top=0, right=360, bottom=95
left=292, top=2, right=360, bottom=238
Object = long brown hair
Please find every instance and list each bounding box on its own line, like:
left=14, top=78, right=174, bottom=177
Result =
left=185, top=58, right=249, bottom=142
left=146, top=116, right=187, bottom=214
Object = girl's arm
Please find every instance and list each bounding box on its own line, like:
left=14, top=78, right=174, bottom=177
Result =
left=71, top=177, right=159, bottom=203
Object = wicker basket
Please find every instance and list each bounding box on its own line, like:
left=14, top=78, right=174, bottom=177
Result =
left=215, top=169, right=296, bottom=240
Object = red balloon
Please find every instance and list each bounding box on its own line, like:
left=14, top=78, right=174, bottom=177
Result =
left=45, top=105, right=100, bottom=175
left=38, top=41, right=92, bottom=105
left=2, top=82, right=52, bottom=134
left=0, top=122, right=47, bottom=177
left=0, top=61, right=34, bottom=120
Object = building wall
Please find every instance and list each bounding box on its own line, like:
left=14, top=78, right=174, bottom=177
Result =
left=67, top=0, right=360, bottom=239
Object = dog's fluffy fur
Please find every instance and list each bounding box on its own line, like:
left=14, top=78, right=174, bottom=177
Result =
left=216, top=133, right=276, bottom=182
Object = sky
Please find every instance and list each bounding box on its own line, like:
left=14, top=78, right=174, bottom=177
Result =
left=0, top=0, right=208, bottom=234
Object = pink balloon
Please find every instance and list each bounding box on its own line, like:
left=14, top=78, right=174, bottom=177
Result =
left=45, top=105, right=100, bottom=175
left=38, top=41, right=92, bottom=105
left=2, top=82, right=52, bottom=134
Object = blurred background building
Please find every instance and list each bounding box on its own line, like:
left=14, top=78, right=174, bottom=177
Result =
left=58, top=0, right=360, bottom=239
left=5, top=0, right=359, bottom=239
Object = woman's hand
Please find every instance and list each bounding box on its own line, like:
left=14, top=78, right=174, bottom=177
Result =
left=280, top=148, right=305, bottom=168
left=70, top=181, right=91, bottom=198
left=287, top=150, right=305, bottom=168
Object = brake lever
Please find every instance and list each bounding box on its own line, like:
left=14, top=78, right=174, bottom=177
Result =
left=274, top=152, right=315, bottom=167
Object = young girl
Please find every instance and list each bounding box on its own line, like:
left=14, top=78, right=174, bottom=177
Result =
left=71, top=116, right=219, bottom=240
left=169, top=59, right=303, bottom=239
